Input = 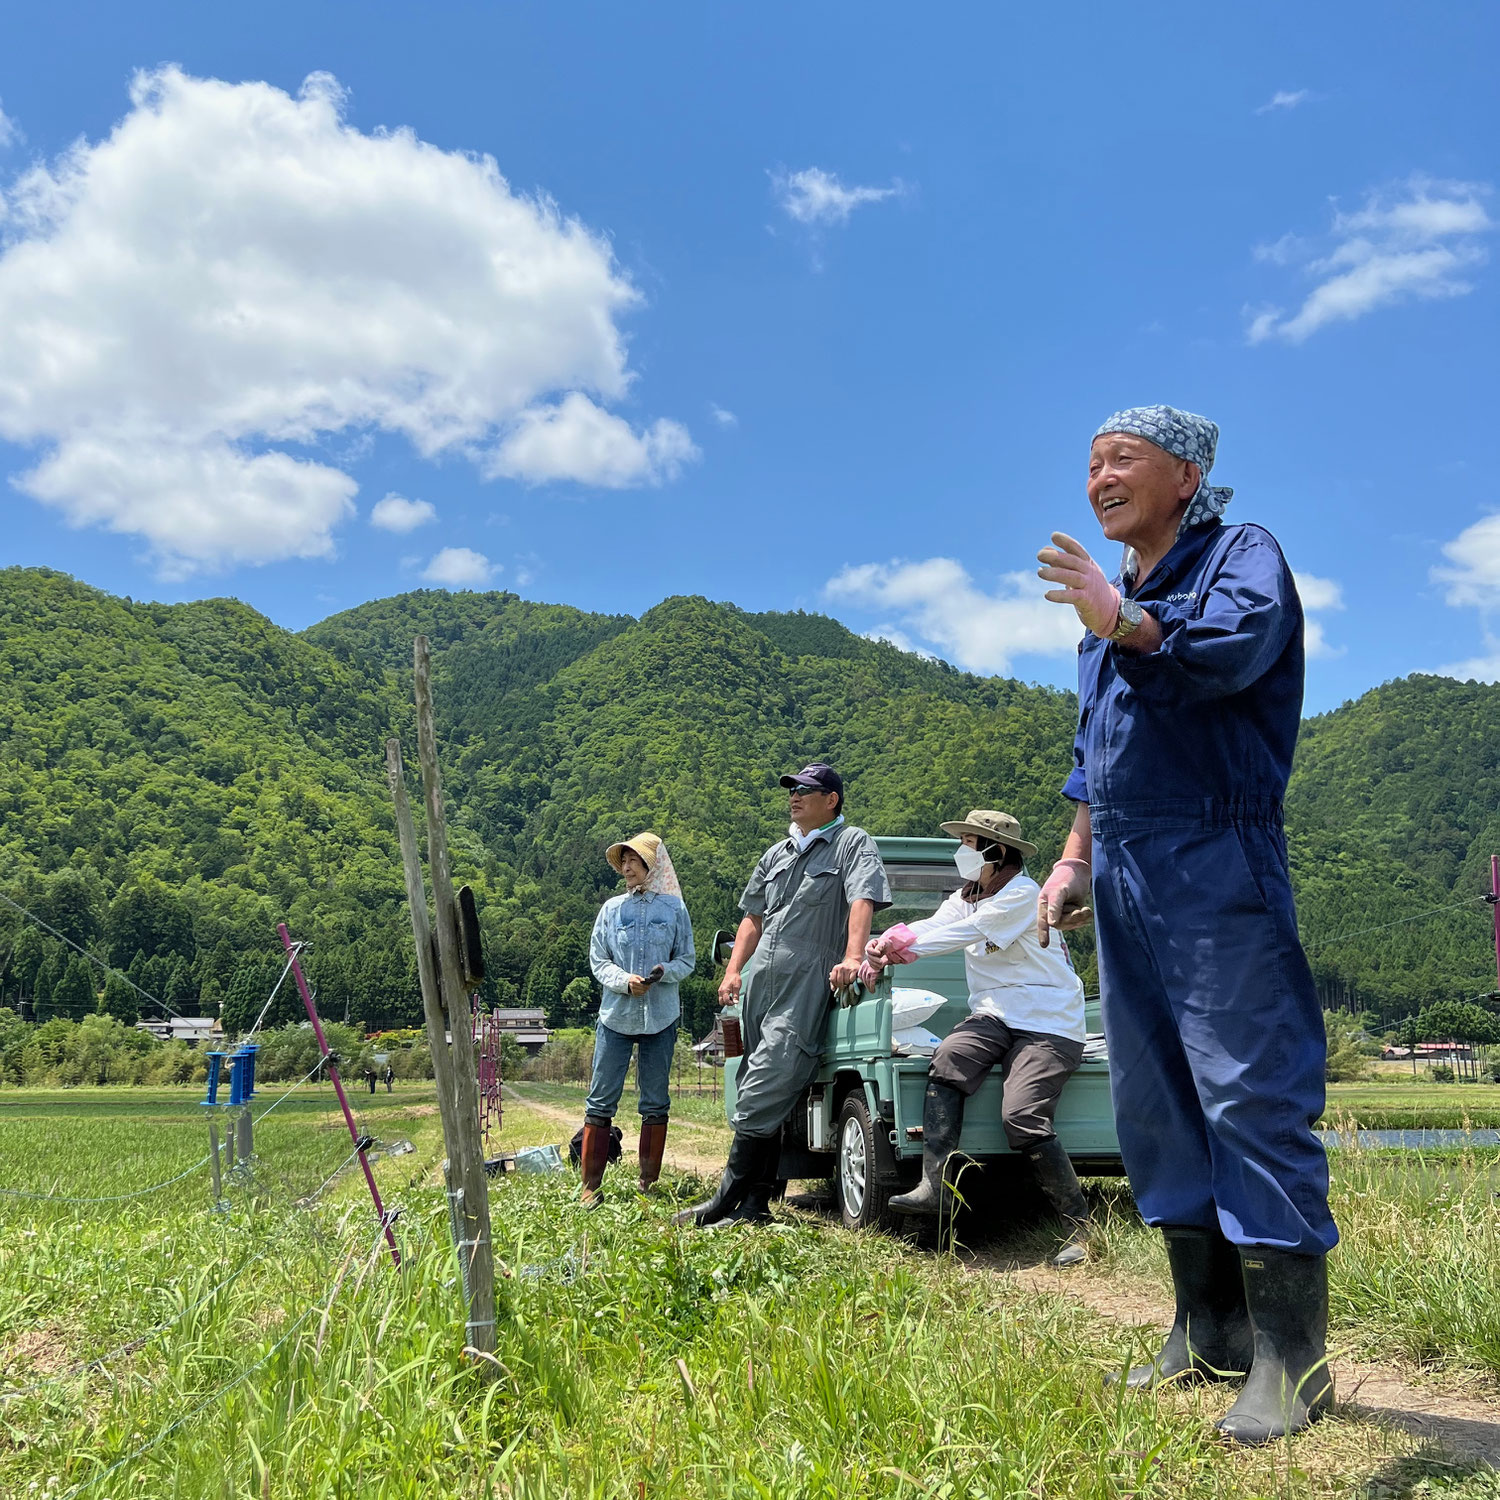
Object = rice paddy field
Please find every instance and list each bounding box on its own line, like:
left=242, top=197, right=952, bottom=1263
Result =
left=2, top=1079, right=1499, bottom=1499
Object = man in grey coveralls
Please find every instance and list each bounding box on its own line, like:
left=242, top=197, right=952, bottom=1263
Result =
left=675, top=762, right=891, bottom=1228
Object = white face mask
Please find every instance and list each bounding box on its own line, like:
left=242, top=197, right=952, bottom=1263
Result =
left=953, top=845, right=988, bottom=882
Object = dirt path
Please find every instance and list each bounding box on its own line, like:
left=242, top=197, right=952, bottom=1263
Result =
left=501, top=1086, right=728, bottom=1176
left=982, top=1255, right=1500, bottom=1467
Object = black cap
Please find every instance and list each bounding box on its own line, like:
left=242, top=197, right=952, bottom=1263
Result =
left=779, top=762, right=843, bottom=799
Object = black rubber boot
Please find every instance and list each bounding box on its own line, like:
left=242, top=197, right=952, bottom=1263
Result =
left=702, top=1137, right=782, bottom=1231
left=671, top=1133, right=779, bottom=1228
left=1216, top=1249, right=1333, bottom=1444
left=889, top=1083, right=965, bottom=1216
left=1024, top=1136, right=1093, bottom=1267
left=1116, top=1225, right=1254, bottom=1389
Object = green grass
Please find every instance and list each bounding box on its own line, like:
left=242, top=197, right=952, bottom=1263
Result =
left=2, top=1087, right=1498, bottom=1498
left=1324, top=1082, right=1500, bottom=1130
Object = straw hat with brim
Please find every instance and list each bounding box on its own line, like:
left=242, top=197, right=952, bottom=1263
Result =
left=606, top=831, right=662, bottom=874
left=938, top=809, right=1037, bottom=858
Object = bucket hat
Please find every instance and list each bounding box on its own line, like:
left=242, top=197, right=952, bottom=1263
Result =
left=938, top=809, right=1037, bottom=858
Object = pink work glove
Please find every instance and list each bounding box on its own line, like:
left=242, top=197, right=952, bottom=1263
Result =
left=1036, top=858, right=1093, bottom=947
left=1036, top=532, right=1121, bottom=638
left=857, top=959, right=885, bottom=988
left=871, top=924, right=919, bottom=964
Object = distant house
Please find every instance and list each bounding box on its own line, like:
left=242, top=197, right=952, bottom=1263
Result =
left=1381, top=1042, right=1475, bottom=1061
left=136, top=1017, right=220, bottom=1048
left=491, top=1008, right=551, bottom=1056
left=693, top=1017, right=727, bottom=1067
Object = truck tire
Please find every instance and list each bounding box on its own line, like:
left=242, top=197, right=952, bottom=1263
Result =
left=834, top=1092, right=892, bottom=1232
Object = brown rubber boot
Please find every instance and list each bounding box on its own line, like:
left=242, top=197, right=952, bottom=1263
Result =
left=579, top=1116, right=612, bottom=1208
left=638, top=1118, right=669, bottom=1193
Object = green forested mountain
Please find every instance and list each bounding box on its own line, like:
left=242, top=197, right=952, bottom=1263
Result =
left=1, top=565, right=1495, bottom=1041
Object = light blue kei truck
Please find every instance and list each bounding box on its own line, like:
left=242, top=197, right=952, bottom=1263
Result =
left=722, top=835, right=1123, bottom=1230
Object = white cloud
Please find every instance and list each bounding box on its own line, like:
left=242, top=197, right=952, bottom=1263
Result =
left=864, top=623, right=933, bottom=658
left=0, top=68, right=693, bottom=576
left=1429, top=515, right=1500, bottom=679
left=1247, top=176, right=1492, bottom=344
left=825, top=558, right=1082, bottom=675
left=773, top=167, right=900, bottom=227
left=1293, top=570, right=1345, bottom=659
left=1432, top=513, right=1500, bottom=609
left=1256, top=89, right=1311, bottom=114
left=422, top=547, right=496, bottom=587
left=22, top=437, right=356, bottom=583
left=370, top=493, right=437, bottom=533
left=484, top=391, right=697, bottom=487
left=710, top=404, right=738, bottom=428
left=0, top=101, right=19, bottom=149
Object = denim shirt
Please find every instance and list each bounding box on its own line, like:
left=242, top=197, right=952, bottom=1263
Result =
left=1063, top=520, right=1304, bottom=824
left=589, top=889, right=696, bottom=1036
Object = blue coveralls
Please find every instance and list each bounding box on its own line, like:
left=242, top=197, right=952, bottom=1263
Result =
left=1064, top=520, right=1338, bottom=1255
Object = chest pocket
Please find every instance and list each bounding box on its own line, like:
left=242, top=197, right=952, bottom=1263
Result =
left=798, top=862, right=841, bottom=906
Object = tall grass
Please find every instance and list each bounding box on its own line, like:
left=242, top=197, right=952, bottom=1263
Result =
left=1, top=1089, right=1494, bottom=1497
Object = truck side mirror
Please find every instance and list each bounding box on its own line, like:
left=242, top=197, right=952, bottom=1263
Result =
left=711, top=928, right=736, bottom=967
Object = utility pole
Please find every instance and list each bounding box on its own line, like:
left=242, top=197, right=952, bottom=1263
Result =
left=1490, top=855, right=1500, bottom=1001
left=384, top=637, right=498, bottom=1364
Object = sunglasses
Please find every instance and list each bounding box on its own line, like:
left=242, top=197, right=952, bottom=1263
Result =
left=787, top=784, right=826, bottom=798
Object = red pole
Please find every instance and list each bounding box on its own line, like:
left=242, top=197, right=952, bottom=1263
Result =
left=278, top=923, right=401, bottom=1267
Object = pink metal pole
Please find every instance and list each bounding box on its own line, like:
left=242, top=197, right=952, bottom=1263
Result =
left=278, top=923, right=400, bottom=1267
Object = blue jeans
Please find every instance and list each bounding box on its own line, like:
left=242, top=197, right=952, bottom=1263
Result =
left=584, top=1021, right=676, bottom=1124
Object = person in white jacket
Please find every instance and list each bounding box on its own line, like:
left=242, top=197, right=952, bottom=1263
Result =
left=862, top=808, right=1091, bottom=1265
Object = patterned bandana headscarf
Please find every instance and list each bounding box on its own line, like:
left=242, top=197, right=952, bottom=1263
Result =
left=1093, top=405, right=1233, bottom=533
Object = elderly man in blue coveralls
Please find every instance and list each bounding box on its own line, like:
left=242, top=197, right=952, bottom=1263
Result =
left=1034, top=407, right=1338, bottom=1445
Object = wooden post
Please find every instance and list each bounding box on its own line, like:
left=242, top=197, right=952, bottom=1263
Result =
left=385, top=739, right=464, bottom=1158
left=395, top=637, right=499, bottom=1359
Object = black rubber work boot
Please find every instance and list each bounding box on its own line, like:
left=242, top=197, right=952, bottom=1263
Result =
left=889, top=1083, right=965, bottom=1216
left=1216, top=1249, right=1333, bottom=1444
left=1115, top=1225, right=1254, bottom=1389
left=1024, top=1135, right=1093, bottom=1268
left=671, top=1133, right=779, bottom=1228
left=702, top=1136, right=783, bottom=1231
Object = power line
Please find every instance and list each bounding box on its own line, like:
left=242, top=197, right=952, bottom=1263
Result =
left=0, top=888, right=178, bottom=1020
left=1302, top=896, right=1489, bottom=954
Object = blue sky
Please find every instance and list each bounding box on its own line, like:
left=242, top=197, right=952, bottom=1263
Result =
left=0, top=2, right=1495, bottom=712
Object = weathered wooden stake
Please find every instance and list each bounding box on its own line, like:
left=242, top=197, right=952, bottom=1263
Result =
left=385, top=637, right=498, bottom=1361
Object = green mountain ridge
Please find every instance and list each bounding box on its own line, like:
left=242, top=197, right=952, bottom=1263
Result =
left=1, top=565, right=1495, bottom=1041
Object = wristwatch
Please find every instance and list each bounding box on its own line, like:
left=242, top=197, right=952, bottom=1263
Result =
left=1109, top=598, right=1145, bottom=641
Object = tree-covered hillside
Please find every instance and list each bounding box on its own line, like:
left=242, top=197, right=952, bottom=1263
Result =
left=2, top=566, right=1496, bottom=1040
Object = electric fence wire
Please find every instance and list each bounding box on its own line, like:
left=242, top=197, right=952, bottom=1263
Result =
left=0, top=888, right=179, bottom=1021
left=2, top=1127, right=419, bottom=1405
left=0, top=1218, right=309, bottom=1403
left=1301, top=895, right=1491, bottom=954
left=53, top=1218, right=396, bottom=1500
left=0, top=1057, right=329, bottom=1203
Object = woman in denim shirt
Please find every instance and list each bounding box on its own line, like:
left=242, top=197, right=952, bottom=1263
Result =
left=579, top=832, right=696, bottom=1204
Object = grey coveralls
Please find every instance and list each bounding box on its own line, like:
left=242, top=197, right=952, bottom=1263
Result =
left=732, top=823, right=891, bottom=1138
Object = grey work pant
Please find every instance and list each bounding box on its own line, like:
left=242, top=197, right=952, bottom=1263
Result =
left=926, top=1013, right=1084, bottom=1150
left=730, top=987, right=826, bottom=1140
